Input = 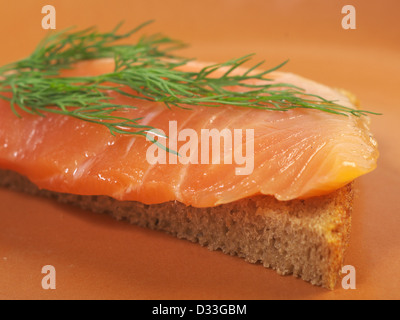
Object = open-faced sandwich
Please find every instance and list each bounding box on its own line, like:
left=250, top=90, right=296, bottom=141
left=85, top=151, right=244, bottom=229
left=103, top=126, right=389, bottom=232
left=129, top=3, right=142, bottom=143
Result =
left=0, top=23, right=378, bottom=289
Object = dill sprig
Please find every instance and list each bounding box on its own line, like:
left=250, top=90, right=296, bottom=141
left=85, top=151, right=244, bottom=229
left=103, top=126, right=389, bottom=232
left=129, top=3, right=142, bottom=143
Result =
left=0, top=21, right=380, bottom=139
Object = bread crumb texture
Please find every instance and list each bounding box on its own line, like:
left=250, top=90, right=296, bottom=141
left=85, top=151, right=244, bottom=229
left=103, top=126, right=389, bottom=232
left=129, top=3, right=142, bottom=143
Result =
left=0, top=169, right=353, bottom=289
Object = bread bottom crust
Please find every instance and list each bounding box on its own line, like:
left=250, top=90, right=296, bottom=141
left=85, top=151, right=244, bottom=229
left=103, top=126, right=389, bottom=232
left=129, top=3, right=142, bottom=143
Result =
left=0, top=169, right=353, bottom=289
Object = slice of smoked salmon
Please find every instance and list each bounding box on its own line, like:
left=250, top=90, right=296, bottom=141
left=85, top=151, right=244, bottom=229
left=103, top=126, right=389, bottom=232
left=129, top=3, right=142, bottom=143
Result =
left=0, top=59, right=378, bottom=208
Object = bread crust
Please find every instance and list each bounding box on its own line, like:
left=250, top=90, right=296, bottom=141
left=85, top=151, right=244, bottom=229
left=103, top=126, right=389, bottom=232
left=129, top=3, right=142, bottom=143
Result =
left=0, top=169, right=353, bottom=289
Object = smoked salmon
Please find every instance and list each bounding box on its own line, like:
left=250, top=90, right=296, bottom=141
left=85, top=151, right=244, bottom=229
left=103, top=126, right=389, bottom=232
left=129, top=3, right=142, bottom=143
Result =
left=0, top=59, right=378, bottom=208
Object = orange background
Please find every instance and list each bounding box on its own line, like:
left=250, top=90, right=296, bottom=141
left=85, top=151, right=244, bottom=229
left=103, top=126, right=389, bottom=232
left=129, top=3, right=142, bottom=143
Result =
left=0, top=0, right=399, bottom=299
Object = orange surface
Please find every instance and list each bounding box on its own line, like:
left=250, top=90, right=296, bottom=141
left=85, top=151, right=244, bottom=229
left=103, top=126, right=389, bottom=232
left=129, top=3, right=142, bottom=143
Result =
left=0, top=0, right=399, bottom=299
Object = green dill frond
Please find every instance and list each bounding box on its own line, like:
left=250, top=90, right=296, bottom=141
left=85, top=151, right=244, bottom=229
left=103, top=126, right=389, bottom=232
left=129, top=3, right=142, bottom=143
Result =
left=0, top=21, right=380, bottom=139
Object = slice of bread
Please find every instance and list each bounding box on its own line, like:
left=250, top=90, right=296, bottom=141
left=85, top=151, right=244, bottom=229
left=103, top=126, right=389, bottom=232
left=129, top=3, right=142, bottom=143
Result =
left=0, top=169, right=353, bottom=289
